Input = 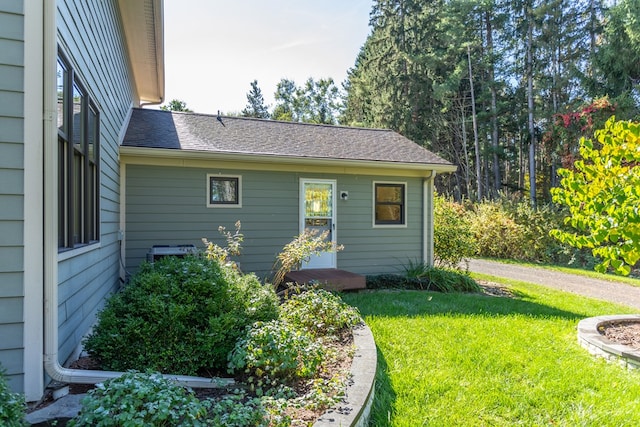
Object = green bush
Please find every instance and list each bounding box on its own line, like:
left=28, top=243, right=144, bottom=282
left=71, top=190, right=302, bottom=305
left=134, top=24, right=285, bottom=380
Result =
left=69, top=372, right=209, bottom=427
left=228, top=320, right=324, bottom=392
left=433, top=195, right=477, bottom=268
left=466, top=198, right=600, bottom=267
left=83, top=256, right=279, bottom=375
left=468, top=201, right=528, bottom=260
left=279, top=289, right=361, bottom=338
left=0, top=367, right=26, bottom=427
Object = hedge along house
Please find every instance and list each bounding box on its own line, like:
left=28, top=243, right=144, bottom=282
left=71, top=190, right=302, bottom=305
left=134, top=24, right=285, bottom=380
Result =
left=0, top=0, right=164, bottom=401
left=120, top=109, right=456, bottom=280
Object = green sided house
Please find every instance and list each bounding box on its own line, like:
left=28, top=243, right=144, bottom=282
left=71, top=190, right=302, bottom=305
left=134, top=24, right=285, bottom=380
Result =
left=0, top=0, right=164, bottom=401
left=0, top=0, right=454, bottom=404
left=120, top=110, right=456, bottom=280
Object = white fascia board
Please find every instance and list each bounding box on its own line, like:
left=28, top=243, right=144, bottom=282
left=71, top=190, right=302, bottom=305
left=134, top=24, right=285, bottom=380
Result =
left=119, top=146, right=458, bottom=176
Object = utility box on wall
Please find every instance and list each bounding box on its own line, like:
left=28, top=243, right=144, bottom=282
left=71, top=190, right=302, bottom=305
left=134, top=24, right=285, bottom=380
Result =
left=146, top=245, right=197, bottom=263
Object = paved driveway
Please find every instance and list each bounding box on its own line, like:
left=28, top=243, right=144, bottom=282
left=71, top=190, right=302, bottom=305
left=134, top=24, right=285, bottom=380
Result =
left=466, top=258, right=640, bottom=311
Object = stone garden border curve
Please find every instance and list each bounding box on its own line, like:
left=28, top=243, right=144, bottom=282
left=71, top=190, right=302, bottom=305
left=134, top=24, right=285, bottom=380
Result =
left=577, top=314, right=640, bottom=370
left=314, top=323, right=377, bottom=427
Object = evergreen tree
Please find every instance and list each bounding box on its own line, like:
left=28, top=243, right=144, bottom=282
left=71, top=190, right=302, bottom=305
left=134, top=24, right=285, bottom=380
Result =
left=241, top=80, right=270, bottom=119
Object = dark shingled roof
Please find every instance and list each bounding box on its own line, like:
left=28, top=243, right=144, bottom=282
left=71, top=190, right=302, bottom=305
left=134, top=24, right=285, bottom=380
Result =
left=122, top=108, right=453, bottom=167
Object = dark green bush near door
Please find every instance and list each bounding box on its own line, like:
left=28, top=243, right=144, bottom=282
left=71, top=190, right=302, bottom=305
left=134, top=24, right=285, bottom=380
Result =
left=83, top=256, right=279, bottom=375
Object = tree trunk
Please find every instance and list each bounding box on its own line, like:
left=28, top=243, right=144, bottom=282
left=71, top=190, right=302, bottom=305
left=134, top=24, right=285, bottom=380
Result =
left=468, top=45, right=482, bottom=201
left=486, top=11, right=501, bottom=196
left=526, top=7, right=537, bottom=208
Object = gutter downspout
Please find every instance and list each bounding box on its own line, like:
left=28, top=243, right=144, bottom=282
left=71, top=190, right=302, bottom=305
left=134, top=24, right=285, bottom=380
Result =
left=423, top=172, right=437, bottom=266
left=42, top=2, right=229, bottom=390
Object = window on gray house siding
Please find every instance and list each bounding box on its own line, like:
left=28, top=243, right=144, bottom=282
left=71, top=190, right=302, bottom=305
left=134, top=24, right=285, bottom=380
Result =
left=57, top=52, right=100, bottom=250
left=374, top=183, right=406, bottom=225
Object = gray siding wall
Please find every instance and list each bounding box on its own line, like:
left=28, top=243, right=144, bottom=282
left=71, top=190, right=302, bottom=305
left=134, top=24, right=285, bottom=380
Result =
left=0, top=1, right=25, bottom=393
left=56, top=0, right=135, bottom=362
left=125, top=164, right=425, bottom=279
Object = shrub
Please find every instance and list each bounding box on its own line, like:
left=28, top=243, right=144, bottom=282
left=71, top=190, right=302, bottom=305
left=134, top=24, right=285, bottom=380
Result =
left=279, top=289, right=362, bottom=338
left=271, top=230, right=344, bottom=287
left=367, top=264, right=481, bottom=293
left=83, top=256, right=278, bottom=375
left=0, top=367, right=26, bottom=427
left=433, top=195, right=477, bottom=268
left=468, top=201, right=528, bottom=260
left=69, top=372, right=209, bottom=427
left=228, top=320, right=324, bottom=392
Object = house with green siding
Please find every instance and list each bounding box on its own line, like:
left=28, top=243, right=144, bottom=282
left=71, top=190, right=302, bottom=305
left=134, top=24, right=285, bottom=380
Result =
left=0, top=0, right=454, bottom=404
left=0, top=0, right=164, bottom=401
left=120, top=109, right=455, bottom=279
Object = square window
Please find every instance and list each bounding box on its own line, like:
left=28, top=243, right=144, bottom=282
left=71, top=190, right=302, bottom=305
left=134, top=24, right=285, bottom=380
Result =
left=374, top=182, right=406, bottom=226
left=208, top=175, right=241, bottom=207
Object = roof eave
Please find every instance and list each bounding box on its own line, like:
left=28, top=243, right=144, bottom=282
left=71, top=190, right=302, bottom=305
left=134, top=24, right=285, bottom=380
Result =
left=119, top=146, right=457, bottom=174
left=117, top=0, right=165, bottom=105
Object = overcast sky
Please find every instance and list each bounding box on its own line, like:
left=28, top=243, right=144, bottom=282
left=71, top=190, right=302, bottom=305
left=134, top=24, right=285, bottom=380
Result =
left=162, top=0, right=373, bottom=115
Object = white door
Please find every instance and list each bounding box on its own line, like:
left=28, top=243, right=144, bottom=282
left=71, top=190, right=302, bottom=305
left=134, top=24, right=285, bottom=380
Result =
left=300, top=179, right=337, bottom=269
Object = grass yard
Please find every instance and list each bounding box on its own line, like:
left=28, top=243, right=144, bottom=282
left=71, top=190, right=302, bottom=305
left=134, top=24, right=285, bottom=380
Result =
left=342, top=279, right=640, bottom=426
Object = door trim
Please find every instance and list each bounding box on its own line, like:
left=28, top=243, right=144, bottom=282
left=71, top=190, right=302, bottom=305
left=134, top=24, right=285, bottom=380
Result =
left=299, top=178, right=337, bottom=269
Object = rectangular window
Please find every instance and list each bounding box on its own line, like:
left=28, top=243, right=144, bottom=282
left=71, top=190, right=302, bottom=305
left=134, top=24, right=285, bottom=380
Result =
left=207, top=175, right=241, bottom=207
left=57, top=51, right=100, bottom=250
left=374, top=182, right=406, bottom=226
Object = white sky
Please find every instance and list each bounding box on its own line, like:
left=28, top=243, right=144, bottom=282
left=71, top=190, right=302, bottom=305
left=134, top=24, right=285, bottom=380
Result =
left=162, top=0, right=373, bottom=115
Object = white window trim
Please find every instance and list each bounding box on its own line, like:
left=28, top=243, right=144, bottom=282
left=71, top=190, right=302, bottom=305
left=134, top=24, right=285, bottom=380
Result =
left=207, top=174, right=242, bottom=208
left=372, top=181, right=408, bottom=228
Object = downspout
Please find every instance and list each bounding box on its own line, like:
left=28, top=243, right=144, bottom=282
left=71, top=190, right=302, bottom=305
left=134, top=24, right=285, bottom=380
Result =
left=423, top=172, right=436, bottom=266
left=42, top=2, right=228, bottom=389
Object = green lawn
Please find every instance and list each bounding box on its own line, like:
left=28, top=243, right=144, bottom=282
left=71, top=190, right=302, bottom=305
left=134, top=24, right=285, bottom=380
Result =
left=342, top=280, right=640, bottom=426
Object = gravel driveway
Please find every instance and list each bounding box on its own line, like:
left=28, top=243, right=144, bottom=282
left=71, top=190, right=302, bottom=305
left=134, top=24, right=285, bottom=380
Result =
left=466, top=258, right=640, bottom=311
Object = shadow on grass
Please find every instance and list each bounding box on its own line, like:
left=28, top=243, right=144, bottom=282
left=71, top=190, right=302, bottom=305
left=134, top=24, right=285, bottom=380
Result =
left=367, top=348, right=396, bottom=427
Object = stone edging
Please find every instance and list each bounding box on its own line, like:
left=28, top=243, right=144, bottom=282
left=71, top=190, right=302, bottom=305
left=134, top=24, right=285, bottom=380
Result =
left=314, top=324, right=377, bottom=427
left=577, top=314, right=640, bottom=370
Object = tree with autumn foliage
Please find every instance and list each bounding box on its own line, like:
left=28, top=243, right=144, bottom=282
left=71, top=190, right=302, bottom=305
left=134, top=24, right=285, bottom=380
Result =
left=550, top=118, right=640, bottom=275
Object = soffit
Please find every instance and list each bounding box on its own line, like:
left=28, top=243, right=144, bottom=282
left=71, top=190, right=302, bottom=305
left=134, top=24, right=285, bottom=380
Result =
left=117, top=0, right=165, bottom=105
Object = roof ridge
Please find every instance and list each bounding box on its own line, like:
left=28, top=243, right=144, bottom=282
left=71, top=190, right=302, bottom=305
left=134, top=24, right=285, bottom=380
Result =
left=134, top=107, right=394, bottom=133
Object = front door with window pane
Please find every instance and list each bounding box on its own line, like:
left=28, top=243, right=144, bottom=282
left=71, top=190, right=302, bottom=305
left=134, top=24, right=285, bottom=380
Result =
left=300, top=179, right=336, bottom=269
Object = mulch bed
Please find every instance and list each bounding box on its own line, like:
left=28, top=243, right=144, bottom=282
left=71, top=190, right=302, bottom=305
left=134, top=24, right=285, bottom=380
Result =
left=599, top=321, right=640, bottom=350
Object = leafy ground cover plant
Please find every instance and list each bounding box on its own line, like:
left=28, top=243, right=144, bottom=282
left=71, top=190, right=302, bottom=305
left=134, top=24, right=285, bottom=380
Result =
left=228, top=319, right=324, bottom=394
left=279, top=289, right=362, bottom=338
left=83, top=255, right=278, bottom=375
left=0, top=366, right=26, bottom=427
left=69, top=372, right=209, bottom=427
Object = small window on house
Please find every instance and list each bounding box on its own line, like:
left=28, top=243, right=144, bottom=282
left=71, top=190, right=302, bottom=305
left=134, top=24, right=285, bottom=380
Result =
left=207, top=175, right=241, bottom=207
left=374, top=182, right=406, bottom=226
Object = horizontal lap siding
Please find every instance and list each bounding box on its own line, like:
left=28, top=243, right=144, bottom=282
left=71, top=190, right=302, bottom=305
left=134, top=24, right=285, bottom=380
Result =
left=56, top=0, right=134, bottom=365
left=0, top=2, right=25, bottom=392
left=125, top=165, right=299, bottom=279
left=335, top=175, right=424, bottom=275
left=125, top=165, right=425, bottom=279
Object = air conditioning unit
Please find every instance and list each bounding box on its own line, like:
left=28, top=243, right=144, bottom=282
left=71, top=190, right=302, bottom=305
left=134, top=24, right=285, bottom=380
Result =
left=146, top=244, right=197, bottom=263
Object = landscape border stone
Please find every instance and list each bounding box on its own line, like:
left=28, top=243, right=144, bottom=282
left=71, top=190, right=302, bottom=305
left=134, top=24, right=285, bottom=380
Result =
left=577, top=314, right=640, bottom=370
left=314, top=324, right=377, bottom=427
